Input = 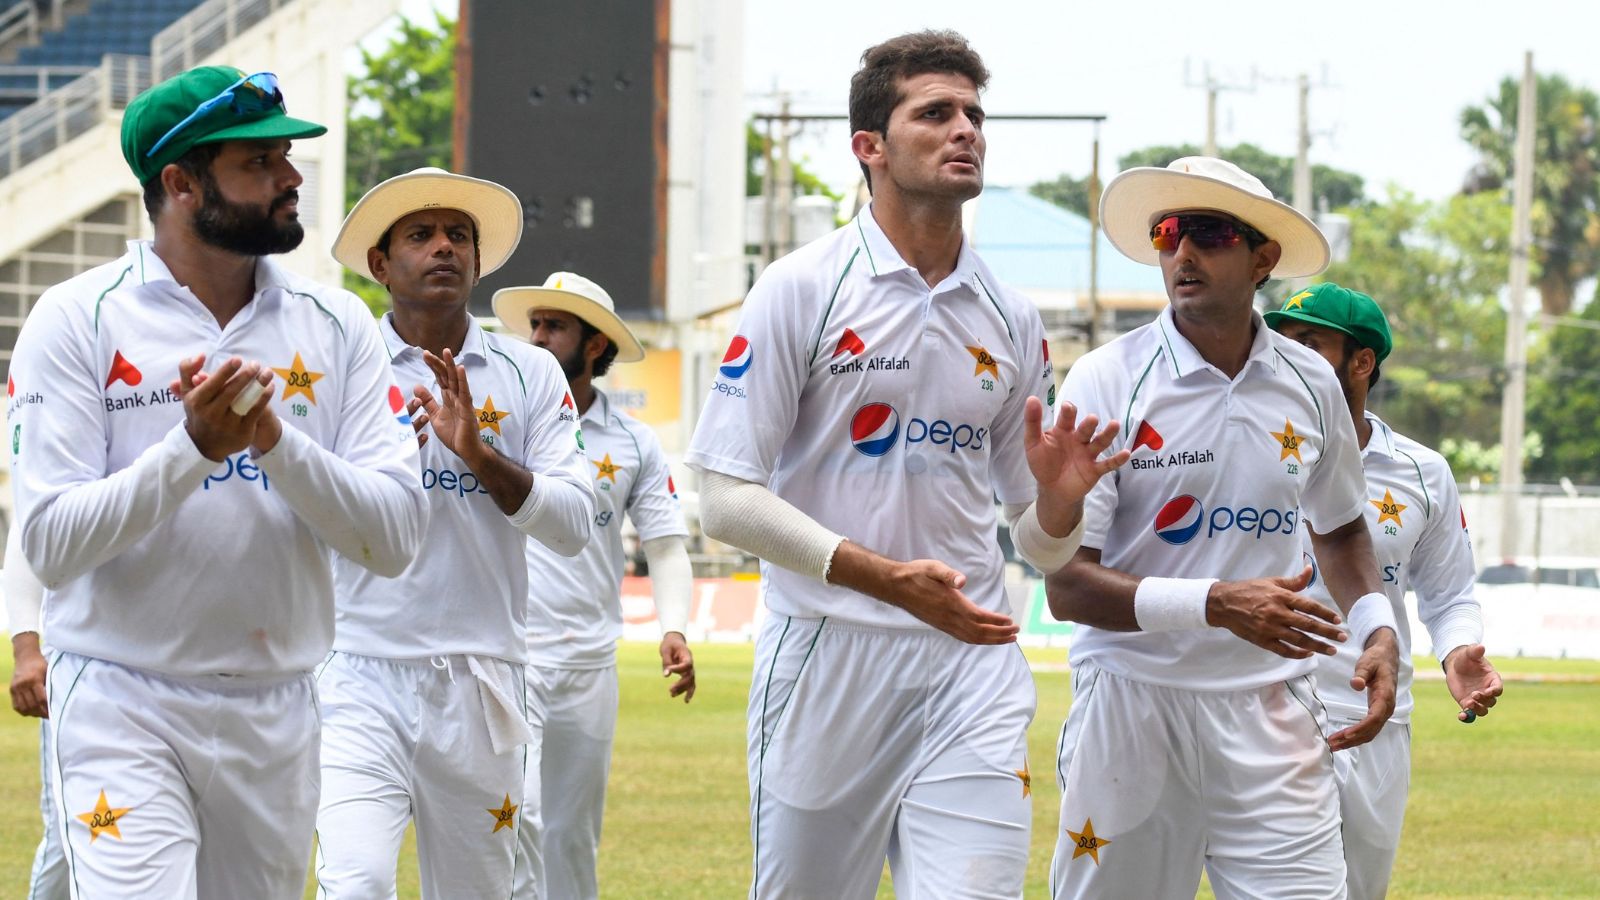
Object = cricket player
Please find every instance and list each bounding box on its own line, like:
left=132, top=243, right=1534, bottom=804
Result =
left=312, top=168, right=595, bottom=898
left=1267, top=281, right=1503, bottom=899
left=1044, top=157, right=1402, bottom=899
left=686, top=30, right=1126, bottom=898
left=9, top=66, right=426, bottom=897
left=496, top=271, right=696, bottom=899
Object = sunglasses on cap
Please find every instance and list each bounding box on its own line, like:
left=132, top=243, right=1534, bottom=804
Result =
left=145, top=72, right=285, bottom=158
left=1149, top=214, right=1267, bottom=252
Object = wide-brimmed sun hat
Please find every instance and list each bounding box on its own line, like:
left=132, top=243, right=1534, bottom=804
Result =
left=493, top=272, right=645, bottom=363
left=1099, top=156, right=1330, bottom=278
left=332, top=167, right=523, bottom=282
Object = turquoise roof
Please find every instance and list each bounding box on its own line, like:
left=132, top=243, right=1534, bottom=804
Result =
left=971, top=186, right=1165, bottom=297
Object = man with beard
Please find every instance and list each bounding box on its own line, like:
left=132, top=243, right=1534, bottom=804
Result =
left=686, top=31, right=1126, bottom=897
left=314, top=170, right=594, bottom=898
left=9, top=66, right=426, bottom=897
left=1267, top=282, right=1502, bottom=899
left=494, top=272, right=694, bottom=900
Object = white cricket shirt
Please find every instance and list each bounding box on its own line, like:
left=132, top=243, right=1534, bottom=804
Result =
left=525, top=388, right=688, bottom=668
left=1307, top=412, right=1480, bottom=723
left=11, top=242, right=425, bottom=678
left=686, top=205, right=1055, bottom=627
left=333, top=314, right=594, bottom=663
left=1066, top=307, right=1368, bottom=691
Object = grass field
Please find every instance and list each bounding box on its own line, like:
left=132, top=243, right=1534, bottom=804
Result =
left=1, top=645, right=1596, bottom=898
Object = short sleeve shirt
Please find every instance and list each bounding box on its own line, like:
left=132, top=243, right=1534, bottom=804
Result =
left=685, top=205, right=1055, bottom=627
left=1065, top=307, right=1367, bottom=690
left=333, top=315, right=592, bottom=663
left=525, top=389, right=688, bottom=668
left=1307, top=413, right=1479, bottom=722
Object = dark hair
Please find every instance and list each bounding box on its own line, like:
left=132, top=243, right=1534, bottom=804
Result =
left=1342, top=335, right=1382, bottom=390
left=140, top=143, right=224, bottom=222
left=580, top=320, right=620, bottom=378
left=848, top=30, right=989, bottom=190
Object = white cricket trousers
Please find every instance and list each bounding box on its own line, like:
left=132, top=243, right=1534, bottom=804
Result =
left=748, top=615, right=1036, bottom=900
left=1333, top=717, right=1410, bottom=900
left=313, top=651, right=528, bottom=899
left=514, top=664, right=618, bottom=900
left=29, top=720, right=69, bottom=900
left=47, top=651, right=319, bottom=900
left=1051, top=663, right=1348, bottom=899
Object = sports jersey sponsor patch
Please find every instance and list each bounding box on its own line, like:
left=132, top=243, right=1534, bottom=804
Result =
left=1303, top=550, right=1320, bottom=587
left=832, top=328, right=865, bottom=359
left=388, top=385, right=412, bottom=426
left=1132, top=421, right=1164, bottom=453
left=104, top=386, right=179, bottom=413
left=1153, top=493, right=1301, bottom=545
left=719, top=335, right=754, bottom=379
left=847, top=402, right=988, bottom=457
left=105, top=350, right=141, bottom=388
left=203, top=451, right=271, bottom=492
left=1042, top=338, right=1053, bottom=380
left=422, top=465, right=490, bottom=498
left=558, top=392, right=577, bottom=423
left=849, top=402, right=900, bottom=457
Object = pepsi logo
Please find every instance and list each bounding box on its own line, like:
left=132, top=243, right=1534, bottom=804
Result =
left=1154, top=494, right=1204, bottom=545
left=388, top=385, right=412, bottom=426
left=1303, top=551, right=1319, bottom=588
left=850, top=402, right=900, bottom=457
left=720, top=336, right=754, bottom=380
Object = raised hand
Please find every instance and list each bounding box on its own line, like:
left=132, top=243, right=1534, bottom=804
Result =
left=1025, top=398, right=1129, bottom=534
left=418, top=348, right=485, bottom=463
left=175, top=355, right=275, bottom=461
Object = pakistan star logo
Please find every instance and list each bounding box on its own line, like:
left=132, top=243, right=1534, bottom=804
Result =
left=1066, top=818, right=1112, bottom=865
left=77, top=790, right=133, bottom=842
left=1269, top=419, right=1305, bottom=463
left=1371, top=488, right=1408, bottom=527
left=487, top=794, right=518, bottom=833
left=476, top=395, right=510, bottom=435
left=966, top=345, right=1000, bottom=379
left=271, top=352, right=324, bottom=404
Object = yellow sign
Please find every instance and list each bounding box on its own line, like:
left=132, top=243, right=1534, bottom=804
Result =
left=598, top=349, right=682, bottom=431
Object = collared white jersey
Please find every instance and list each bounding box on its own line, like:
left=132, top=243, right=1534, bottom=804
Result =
left=11, top=242, right=423, bottom=678
left=1065, top=307, right=1368, bottom=691
left=686, top=204, right=1054, bottom=627
left=1307, top=413, right=1480, bottom=723
left=525, top=388, right=688, bottom=668
left=333, top=314, right=592, bottom=663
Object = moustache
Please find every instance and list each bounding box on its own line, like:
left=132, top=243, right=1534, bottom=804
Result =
left=270, top=190, right=300, bottom=213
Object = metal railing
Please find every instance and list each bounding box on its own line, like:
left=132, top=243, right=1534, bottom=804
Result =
left=0, top=63, right=93, bottom=101
left=152, top=0, right=293, bottom=81
left=0, top=0, right=66, bottom=51
left=0, top=53, right=147, bottom=180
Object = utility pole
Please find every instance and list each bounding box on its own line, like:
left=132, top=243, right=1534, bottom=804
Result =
left=1086, top=124, right=1102, bottom=349
left=1292, top=73, right=1312, bottom=215
left=775, top=94, right=794, bottom=257
left=1499, top=51, right=1536, bottom=562
left=1186, top=61, right=1255, bottom=157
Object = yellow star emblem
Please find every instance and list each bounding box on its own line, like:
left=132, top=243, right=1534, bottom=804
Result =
left=1371, top=488, right=1408, bottom=527
left=476, top=395, right=511, bottom=435
left=487, top=794, right=518, bottom=833
left=1284, top=289, right=1313, bottom=310
left=271, top=352, right=324, bottom=405
left=1066, top=817, right=1112, bottom=865
left=1015, top=760, right=1031, bottom=798
left=593, top=453, right=621, bottom=483
left=966, top=345, right=1000, bottom=379
left=77, top=790, right=133, bottom=842
left=1269, top=419, right=1305, bottom=462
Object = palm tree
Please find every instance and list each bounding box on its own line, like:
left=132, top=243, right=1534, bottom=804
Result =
left=1461, top=74, right=1600, bottom=316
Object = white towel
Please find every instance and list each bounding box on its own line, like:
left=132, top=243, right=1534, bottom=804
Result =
left=467, top=655, right=535, bottom=755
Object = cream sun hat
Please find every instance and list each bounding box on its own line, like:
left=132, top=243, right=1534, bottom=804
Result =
left=1099, top=156, right=1330, bottom=278
left=332, top=167, right=524, bottom=283
left=492, top=272, right=645, bottom=364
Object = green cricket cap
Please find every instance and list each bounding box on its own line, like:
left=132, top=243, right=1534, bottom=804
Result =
left=121, top=66, right=327, bottom=184
left=1264, top=281, right=1393, bottom=363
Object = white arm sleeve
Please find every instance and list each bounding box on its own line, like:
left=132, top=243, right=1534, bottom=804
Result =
left=1003, top=500, right=1084, bottom=575
left=4, top=521, right=45, bottom=635
left=643, top=535, right=693, bottom=635
left=698, top=470, right=844, bottom=583
left=507, top=472, right=593, bottom=557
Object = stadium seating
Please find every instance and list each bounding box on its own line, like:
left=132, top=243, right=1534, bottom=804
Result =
left=1, top=0, right=205, bottom=119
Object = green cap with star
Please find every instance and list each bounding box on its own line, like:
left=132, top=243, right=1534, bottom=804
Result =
left=1265, top=281, right=1393, bottom=363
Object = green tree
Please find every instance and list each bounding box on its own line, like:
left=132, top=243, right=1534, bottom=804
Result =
left=1527, top=289, right=1600, bottom=482
left=1460, top=73, right=1600, bottom=316
left=344, top=11, right=457, bottom=314
left=1320, top=188, right=1510, bottom=451
left=745, top=123, right=842, bottom=199
left=1029, top=173, right=1090, bottom=217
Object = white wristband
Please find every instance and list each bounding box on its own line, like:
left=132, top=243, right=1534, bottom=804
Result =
left=1346, top=592, right=1398, bottom=649
left=1133, top=577, right=1216, bottom=632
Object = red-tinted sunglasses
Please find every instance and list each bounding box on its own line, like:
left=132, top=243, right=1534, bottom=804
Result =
left=1150, top=214, right=1266, bottom=252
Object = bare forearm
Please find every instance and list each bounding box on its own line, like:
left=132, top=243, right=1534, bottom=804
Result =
left=459, top=439, right=535, bottom=516
left=1045, top=548, right=1142, bottom=630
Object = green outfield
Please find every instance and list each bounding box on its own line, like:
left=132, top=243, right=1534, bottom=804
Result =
left=1, top=644, right=1596, bottom=898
